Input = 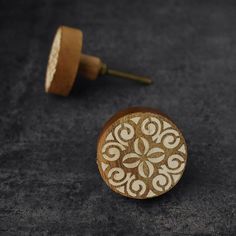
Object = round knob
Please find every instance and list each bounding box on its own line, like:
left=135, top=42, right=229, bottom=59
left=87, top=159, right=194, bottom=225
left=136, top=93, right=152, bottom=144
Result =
left=97, top=107, right=188, bottom=199
left=45, top=26, right=152, bottom=96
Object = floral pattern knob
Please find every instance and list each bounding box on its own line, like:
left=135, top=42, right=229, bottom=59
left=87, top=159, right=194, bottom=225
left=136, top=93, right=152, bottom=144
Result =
left=97, top=108, right=188, bottom=199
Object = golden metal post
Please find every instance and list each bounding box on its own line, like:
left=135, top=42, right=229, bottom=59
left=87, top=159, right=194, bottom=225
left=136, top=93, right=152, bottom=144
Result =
left=100, top=64, right=153, bottom=85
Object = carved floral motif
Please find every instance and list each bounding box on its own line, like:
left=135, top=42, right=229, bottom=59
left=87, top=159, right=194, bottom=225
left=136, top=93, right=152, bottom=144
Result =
left=98, top=113, right=187, bottom=199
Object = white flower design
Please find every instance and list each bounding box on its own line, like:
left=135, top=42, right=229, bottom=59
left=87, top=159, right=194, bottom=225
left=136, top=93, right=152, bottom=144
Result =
left=122, top=137, right=165, bottom=178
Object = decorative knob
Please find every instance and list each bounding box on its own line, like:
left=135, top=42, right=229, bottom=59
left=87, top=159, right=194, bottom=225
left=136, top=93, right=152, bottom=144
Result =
left=45, top=26, right=152, bottom=96
left=97, top=107, right=188, bottom=199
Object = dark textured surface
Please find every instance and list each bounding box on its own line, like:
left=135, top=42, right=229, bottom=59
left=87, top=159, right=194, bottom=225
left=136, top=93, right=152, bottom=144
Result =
left=0, top=0, right=235, bottom=235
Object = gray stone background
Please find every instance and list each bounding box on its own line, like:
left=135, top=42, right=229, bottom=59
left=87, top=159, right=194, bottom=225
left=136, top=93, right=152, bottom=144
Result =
left=0, top=0, right=235, bottom=235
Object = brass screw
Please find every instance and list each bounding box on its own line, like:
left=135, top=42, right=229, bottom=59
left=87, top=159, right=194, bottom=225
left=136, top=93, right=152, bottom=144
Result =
left=100, top=64, right=152, bottom=85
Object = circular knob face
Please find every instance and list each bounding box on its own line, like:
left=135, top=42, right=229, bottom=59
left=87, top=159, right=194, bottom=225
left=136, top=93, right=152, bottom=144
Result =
left=97, top=108, right=188, bottom=199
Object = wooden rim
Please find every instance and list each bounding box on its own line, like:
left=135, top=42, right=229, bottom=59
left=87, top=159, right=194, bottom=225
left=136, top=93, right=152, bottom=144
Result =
left=45, top=26, right=83, bottom=96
